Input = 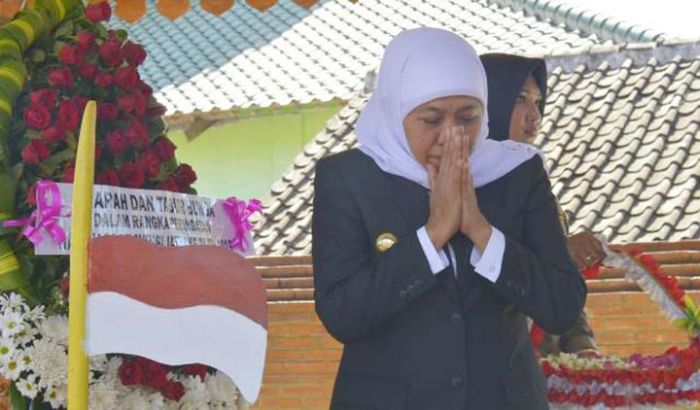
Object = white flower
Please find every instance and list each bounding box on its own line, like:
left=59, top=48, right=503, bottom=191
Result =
left=2, top=352, right=26, bottom=380
left=3, top=293, right=27, bottom=312
left=145, top=391, right=166, bottom=408
left=178, top=375, right=211, bottom=409
left=14, top=326, right=39, bottom=347
left=18, top=349, right=32, bottom=369
left=88, top=379, right=119, bottom=410
left=38, top=315, right=68, bottom=346
left=15, top=373, right=39, bottom=399
left=205, top=372, right=239, bottom=407
left=25, top=338, right=67, bottom=390
left=115, top=388, right=152, bottom=410
left=0, top=337, right=16, bottom=364
left=0, top=310, right=25, bottom=338
left=89, top=354, right=109, bottom=373
left=97, top=356, right=123, bottom=387
left=24, top=305, right=45, bottom=323
left=44, top=384, right=67, bottom=409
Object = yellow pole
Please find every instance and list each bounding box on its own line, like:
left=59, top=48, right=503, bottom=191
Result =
left=67, top=101, right=96, bottom=410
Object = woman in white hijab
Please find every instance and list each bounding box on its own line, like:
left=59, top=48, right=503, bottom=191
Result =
left=312, top=28, right=585, bottom=410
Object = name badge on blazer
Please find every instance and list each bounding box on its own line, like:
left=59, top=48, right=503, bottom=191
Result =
left=376, top=233, right=397, bottom=252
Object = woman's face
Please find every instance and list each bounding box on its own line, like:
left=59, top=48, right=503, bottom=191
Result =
left=508, top=75, right=542, bottom=144
left=403, top=95, right=483, bottom=168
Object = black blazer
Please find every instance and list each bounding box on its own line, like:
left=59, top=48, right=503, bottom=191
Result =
left=312, top=149, right=586, bottom=410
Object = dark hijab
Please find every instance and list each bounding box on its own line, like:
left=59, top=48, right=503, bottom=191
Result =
left=480, top=54, right=547, bottom=141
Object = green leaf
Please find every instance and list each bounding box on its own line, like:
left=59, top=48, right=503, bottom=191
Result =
left=54, top=20, right=74, bottom=38
left=148, top=118, right=166, bottom=136
left=41, top=147, right=75, bottom=171
left=23, top=129, right=41, bottom=141
left=116, top=29, right=128, bottom=43
left=31, top=49, right=46, bottom=64
left=9, top=381, right=26, bottom=410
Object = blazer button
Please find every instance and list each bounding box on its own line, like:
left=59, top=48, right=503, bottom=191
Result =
left=449, top=313, right=463, bottom=325
left=415, top=279, right=424, bottom=287
left=407, top=284, right=415, bottom=294
left=450, top=376, right=464, bottom=389
left=399, top=290, right=408, bottom=298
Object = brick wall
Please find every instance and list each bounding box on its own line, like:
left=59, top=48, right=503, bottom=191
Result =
left=253, top=291, right=700, bottom=409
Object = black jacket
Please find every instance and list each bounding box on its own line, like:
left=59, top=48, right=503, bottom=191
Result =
left=312, top=149, right=586, bottom=410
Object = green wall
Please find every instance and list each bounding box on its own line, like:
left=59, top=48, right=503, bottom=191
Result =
left=168, top=104, right=341, bottom=201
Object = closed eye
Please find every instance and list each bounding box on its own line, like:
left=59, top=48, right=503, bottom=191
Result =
left=422, top=117, right=442, bottom=125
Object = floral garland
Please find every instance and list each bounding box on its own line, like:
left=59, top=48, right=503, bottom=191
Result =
left=542, top=242, right=700, bottom=408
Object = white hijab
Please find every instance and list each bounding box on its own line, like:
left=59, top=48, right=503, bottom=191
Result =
left=357, top=28, right=540, bottom=189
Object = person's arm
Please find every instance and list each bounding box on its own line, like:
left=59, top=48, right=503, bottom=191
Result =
left=490, top=157, right=587, bottom=334
left=312, top=159, right=441, bottom=344
left=559, top=310, right=598, bottom=354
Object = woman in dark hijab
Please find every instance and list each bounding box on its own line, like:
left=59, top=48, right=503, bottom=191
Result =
left=480, top=53, right=601, bottom=356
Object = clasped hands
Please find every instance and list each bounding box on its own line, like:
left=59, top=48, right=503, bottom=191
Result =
left=425, top=126, right=492, bottom=252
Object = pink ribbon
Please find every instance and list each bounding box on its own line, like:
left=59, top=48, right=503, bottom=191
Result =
left=2, top=180, right=68, bottom=245
left=222, top=197, right=261, bottom=252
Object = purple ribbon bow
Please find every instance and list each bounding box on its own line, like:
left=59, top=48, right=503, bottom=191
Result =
left=222, top=197, right=262, bottom=252
left=3, top=180, right=68, bottom=245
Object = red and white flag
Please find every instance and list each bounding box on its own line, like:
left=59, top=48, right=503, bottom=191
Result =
left=86, top=236, right=267, bottom=402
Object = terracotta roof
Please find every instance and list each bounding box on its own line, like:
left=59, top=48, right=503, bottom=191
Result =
left=253, top=240, right=700, bottom=302
left=251, top=42, right=700, bottom=255
left=107, top=0, right=612, bottom=121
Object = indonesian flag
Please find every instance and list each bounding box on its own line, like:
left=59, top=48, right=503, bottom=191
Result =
left=86, top=236, right=267, bottom=403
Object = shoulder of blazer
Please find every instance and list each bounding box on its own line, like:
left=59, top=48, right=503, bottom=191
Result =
left=316, top=148, right=382, bottom=183
left=477, top=154, right=546, bottom=192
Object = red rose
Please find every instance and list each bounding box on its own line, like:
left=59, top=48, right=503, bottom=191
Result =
left=126, top=121, right=149, bottom=148
left=157, top=177, right=179, bottom=192
left=23, top=104, right=52, bottom=130
left=114, top=66, right=139, bottom=90
left=95, top=144, right=102, bottom=161
left=99, top=102, right=119, bottom=121
left=123, top=41, right=146, bottom=66
left=60, top=275, right=69, bottom=297
left=139, top=152, right=160, bottom=178
left=139, top=81, right=153, bottom=96
left=76, top=31, right=96, bottom=46
left=118, top=163, right=145, bottom=188
left=147, top=104, right=166, bottom=119
left=161, top=381, right=185, bottom=401
left=58, top=44, right=79, bottom=65
left=152, top=137, right=176, bottom=160
left=174, top=164, right=197, bottom=190
left=22, top=140, right=49, bottom=164
left=118, top=361, right=143, bottom=386
left=182, top=364, right=208, bottom=381
left=76, top=41, right=97, bottom=56
left=94, top=72, right=113, bottom=88
left=96, top=169, right=120, bottom=186
left=29, top=89, right=56, bottom=107
left=26, top=183, right=37, bottom=206
left=78, top=63, right=98, bottom=80
left=48, top=68, right=74, bottom=89
left=106, top=130, right=128, bottom=155
left=63, top=164, right=75, bottom=182
left=118, top=92, right=146, bottom=115
left=57, top=100, right=81, bottom=132
left=73, top=96, right=89, bottom=113
left=42, top=126, right=66, bottom=144
left=86, top=2, right=112, bottom=23
left=99, top=40, right=123, bottom=68
left=139, top=358, right=169, bottom=389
